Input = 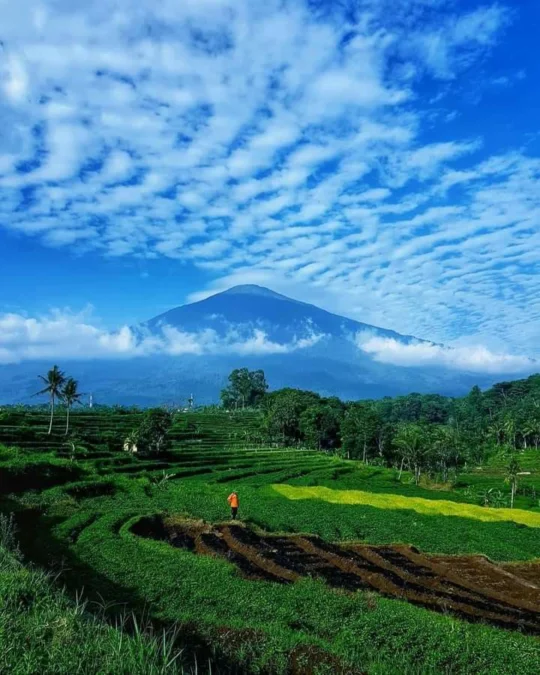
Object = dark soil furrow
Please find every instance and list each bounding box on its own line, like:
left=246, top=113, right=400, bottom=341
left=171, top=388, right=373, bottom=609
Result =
left=313, top=543, right=540, bottom=631
left=221, top=526, right=298, bottom=583
left=131, top=516, right=540, bottom=634
left=349, top=546, right=540, bottom=625
left=198, top=531, right=289, bottom=584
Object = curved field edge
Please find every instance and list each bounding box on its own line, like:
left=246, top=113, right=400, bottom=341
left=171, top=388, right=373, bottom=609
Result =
left=46, top=508, right=540, bottom=675
left=0, top=533, right=198, bottom=675
left=48, top=478, right=540, bottom=560
left=129, top=514, right=540, bottom=634
left=2, top=434, right=540, bottom=674
left=273, top=484, right=540, bottom=527
left=14, top=479, right=537, bottom=675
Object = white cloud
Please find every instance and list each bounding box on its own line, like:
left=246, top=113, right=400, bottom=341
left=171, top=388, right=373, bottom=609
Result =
left=0, top=310, right=324, bottom=363
left=356, top=334, right=537, bottom=375
left=102, top=151, right=133, bottom=184
left=1, top=306, right=533, bottom=377
left=411, top=5, right=509, bottom=79
left=1, top=0, right=538, bottom=364
left=1, top=53, right=29, bottom=102
left=405, top=141, right=480, bottom=177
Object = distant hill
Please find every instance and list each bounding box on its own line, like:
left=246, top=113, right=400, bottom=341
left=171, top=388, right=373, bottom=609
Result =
left=0, top=285, right=529, bottom=405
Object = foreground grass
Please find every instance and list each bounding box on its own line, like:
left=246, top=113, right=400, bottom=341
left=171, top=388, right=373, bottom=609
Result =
left=0, top=518, right=201, bottom=675
left=67, top=504, right=540, bottom=674
left=273, top=484, right=540, bottom=527
left=3, top=434, right=540, bottom=674
left=9, top=476, right=537, bottom=675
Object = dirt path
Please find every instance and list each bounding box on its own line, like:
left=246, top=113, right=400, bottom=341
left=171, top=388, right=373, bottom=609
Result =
left=132, top=517, right=540, bottom=634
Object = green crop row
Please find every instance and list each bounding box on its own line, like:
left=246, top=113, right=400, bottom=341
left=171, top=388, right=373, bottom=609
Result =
left=14, top=479, right=538, bottom=675
left=0, top=515, right=206, bottom=674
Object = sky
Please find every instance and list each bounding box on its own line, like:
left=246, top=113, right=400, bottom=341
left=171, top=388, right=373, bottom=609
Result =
left=1, top=0, right=539, bottom=369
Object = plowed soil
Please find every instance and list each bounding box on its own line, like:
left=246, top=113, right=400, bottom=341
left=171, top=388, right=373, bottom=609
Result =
left=132, top=517, right=540, bottom=634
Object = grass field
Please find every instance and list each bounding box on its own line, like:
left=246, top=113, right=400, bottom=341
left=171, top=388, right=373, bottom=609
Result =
left=273, top=484, right=540, bottom=527
left=1, top=409, right=540, bottom=674
left=0, top=513, right=200, bottom=675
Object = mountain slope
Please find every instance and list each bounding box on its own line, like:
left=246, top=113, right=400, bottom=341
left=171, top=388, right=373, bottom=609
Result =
left=143, top=284, right=421, bottom=345
left=140, top=285, right=426, bottom=358
left=0, top=285, right=509, bottom=405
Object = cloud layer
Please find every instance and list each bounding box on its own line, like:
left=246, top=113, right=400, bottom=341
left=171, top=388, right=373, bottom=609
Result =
left=0, top=309, right=535, bottom=377
left=0, top=0, right=538, bottom=359
left=0, top=310, right=323, bottom=364
left=357, top=334, right=537, bottom=375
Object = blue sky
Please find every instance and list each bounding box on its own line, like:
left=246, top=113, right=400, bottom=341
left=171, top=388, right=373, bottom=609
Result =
left=0, top=0, right=539, bottom=368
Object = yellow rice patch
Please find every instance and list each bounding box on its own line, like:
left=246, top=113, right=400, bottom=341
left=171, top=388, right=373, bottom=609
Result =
left=272, top=484, right=540, bottom=528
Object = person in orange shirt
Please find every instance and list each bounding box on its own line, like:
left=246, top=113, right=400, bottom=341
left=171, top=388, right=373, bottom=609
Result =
left=227, top=491, right=239, bottom=520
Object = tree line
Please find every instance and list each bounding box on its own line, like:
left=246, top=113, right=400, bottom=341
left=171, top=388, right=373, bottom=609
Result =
left=33, top=364, right=540, bottom=486
left=221, top=368, right=540, bottom=486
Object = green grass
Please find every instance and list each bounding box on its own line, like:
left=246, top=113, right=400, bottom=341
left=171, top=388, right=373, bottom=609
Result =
left=273, top=484, right=540, bottom=527
left=2, top=411, right=540, bottom=674
left=0, top=516, right=202, bottom=675
left=8, top=477, right=539, bottom=673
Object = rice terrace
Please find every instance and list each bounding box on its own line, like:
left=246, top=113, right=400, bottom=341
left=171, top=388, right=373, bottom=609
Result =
left=2, top=0, right=540, bottom=671
left=2, top=369, right=540, bottom=674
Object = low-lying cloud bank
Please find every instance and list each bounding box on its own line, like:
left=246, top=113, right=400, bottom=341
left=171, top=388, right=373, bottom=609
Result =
left=0, top=311, right=323, bottom=364
left=0, top=311, right=536, bottom=377
left=356, top=334, right=537, bottom=375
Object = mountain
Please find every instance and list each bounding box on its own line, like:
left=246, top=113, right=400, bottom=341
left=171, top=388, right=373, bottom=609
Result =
left=0, top=285, right=510, bottom=406
left=142, top=284, right=421, bottom=346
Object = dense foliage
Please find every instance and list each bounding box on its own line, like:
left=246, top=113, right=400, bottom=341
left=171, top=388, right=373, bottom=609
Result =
left=220, top=368, right=268, bottom=409
left=7, top=364, right=540, bottom=496
left=254, top=374, right=540, bottom=491
left=135, top=408, right=173, bottom=456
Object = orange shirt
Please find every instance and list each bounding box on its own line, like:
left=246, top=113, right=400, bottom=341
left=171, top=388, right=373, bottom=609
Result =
left=228, top=493, right=239, bottom=508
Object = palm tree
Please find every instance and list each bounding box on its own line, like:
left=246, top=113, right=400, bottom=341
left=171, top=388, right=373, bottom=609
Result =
left=62, top=378, right=83, bottom=435
left=393, top=423, right=427, bottom=485
left=488, top=418, right=505, bottom=446
left=523, top=418, right=540, bottom=450
left=505, top=454, right=521, bottom=509
left=36, top=365, right=66, bottom=435
left=503, top=415, right=517, bottom=448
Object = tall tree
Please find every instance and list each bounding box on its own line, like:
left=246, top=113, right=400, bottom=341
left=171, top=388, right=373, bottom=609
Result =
left=488, top=416, right=505, bottom=446
left=300, top=404, right=341, bottom=451
left=36, top=365, right=66, bottom=435
left=265, top=391, right=303, bottom=446
left=503, top=414, right=517, bottom=448
left=523, top=416, right=540, bottom=450
left=505, top=453, right=521, bottom=509
left=62, top=378, right=83, bottom=435
left=341, top=403, right=379, bottom=462
left=137, top=409, right=173, bottom=456
left=428, top=425, right=462, bottom=483
left=220, top=368, right=268, bottom=409
left=393, top=423, right=428, bottom=484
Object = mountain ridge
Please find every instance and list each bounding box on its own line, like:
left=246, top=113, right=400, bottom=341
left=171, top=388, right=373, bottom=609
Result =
left=144, top=284, right=424, bottom=346
left=0, top=284, right=512, bottom=405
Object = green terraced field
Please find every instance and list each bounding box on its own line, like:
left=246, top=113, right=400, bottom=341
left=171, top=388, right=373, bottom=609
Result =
left=1, top=409, right=540, bottom=674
